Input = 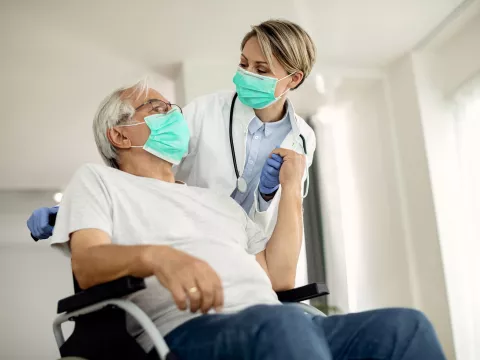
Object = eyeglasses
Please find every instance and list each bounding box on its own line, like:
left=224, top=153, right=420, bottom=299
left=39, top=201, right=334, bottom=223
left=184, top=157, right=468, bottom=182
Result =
left=135, top=99, right=182, bottom=114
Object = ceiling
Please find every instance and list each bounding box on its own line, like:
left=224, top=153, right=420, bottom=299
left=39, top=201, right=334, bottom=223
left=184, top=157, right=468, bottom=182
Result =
left=0, top=0, right=465, bottom=190
left=2, top=0, right=464, bottom=69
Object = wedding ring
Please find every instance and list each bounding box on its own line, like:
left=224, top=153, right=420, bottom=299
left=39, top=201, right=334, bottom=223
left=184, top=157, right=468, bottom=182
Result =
left=188, top=286, right=199, bottom=294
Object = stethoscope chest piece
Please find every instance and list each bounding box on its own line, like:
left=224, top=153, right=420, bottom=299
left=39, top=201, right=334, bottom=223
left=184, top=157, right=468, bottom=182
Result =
left=229, top=92, right=308, bottom=196
left=237, top=177, right=248, bottom=193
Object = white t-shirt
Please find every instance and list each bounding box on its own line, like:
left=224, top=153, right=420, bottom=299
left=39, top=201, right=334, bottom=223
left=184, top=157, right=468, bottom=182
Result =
left=51, top=163, right=280, bottom=351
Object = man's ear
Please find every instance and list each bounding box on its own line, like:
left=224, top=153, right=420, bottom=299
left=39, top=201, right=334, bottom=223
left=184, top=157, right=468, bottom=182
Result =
left=106, top=127, right=131, bottom=149
left=288, top=71, right=304, bottom=90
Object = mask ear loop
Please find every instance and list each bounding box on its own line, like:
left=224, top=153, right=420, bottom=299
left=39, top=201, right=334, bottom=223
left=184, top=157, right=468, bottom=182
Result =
left=117, top=121, right=145, bottom=127
left=115, top=121, right=146, bottom=148
left=276, top=73, right=295, bottom=99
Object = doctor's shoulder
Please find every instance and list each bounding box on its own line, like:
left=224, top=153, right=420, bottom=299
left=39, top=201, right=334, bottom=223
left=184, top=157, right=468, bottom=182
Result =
left=293, top=113, right=317, bottom=160
left=183, top=91, right=235, bottom=122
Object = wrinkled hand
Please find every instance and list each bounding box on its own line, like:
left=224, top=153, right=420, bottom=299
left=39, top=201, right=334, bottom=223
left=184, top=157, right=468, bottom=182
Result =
left=259, top=153, right=284, bottom=195
left=27, top=206, right=58, bottom=240
left=148, top=247, right=224, bottom=314
left=270, top=148, right=306, bottom=190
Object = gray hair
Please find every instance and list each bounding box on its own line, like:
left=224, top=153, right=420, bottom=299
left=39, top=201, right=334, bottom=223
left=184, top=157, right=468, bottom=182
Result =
left=93, top=79, right=150, bottom=168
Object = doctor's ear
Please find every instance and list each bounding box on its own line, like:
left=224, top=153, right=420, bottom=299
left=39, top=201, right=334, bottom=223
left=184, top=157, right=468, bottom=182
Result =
left=107, top=127, right=132, bottom=149
left=288, top=72, right=304, bottom=90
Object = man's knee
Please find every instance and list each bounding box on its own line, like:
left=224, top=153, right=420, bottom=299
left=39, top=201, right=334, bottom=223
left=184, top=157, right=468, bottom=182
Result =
left=238, top=304, right=315, bottom=343
left=240, top=304, right=308, bottom=331
left=239, top=305, right=328, bottom=359
left=384, top=308, right=433, bottom=330
left=376, top=308, right=436, bottom=342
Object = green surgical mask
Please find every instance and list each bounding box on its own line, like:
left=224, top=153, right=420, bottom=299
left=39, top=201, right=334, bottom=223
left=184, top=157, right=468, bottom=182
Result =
left=233, top=67, right=292, bottom=109
left=120, top=108, right=190, bottom=165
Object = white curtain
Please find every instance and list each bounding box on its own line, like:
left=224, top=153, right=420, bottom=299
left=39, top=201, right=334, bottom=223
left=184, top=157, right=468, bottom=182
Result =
left=453, top=73, right=480, bottom=358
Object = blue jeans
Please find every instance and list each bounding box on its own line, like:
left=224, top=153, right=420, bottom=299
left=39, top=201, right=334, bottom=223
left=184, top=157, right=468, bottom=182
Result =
left=153, top=304, right=446, bottom=360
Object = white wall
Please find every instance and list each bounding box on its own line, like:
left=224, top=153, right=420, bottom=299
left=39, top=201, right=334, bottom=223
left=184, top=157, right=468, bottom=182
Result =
left=384, top=53, right=455, bottom=358
left=315, top=75, right=417, bottom=311
left=0, top=191, right=74, bottom=360
left=312, top=116, right=351, bottom=313
left=0, top=247, right=73, bottom=360
left=434, top=11, right=480, bottom=95
left=342, top=79, right=413, bottom=311
left=0, top=15, right=175, bottom=190
left=179, top=58, right=237, bottom=104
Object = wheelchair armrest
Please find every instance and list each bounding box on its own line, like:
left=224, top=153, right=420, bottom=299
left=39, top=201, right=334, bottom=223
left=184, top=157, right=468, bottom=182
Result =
left=276, top=282, right=329, bottom=303
left=57, top=276, right=146, bottom=314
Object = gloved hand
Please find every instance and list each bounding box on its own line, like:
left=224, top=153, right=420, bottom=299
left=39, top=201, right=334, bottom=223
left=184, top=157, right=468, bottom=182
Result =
left=259, top=153, right=284, bottom=195
left=27, top=206, right=58, bottom=240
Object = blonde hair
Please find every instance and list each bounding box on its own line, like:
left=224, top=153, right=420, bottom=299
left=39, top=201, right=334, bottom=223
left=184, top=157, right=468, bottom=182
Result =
left=241, top=19, right=316, bottom=89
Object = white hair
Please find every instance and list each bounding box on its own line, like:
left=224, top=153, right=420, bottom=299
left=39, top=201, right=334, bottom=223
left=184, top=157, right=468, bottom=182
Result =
left=93, top=78, right=150, bottom=168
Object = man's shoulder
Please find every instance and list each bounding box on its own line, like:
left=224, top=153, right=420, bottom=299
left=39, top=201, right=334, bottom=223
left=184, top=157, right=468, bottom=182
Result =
left=74, top=162, right=115, bottom=177
left=70, top=163, right=122, bottom=186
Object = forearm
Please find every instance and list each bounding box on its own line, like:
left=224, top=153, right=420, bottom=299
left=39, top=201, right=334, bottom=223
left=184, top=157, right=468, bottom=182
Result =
left=265, top=185, right=303, bottom=290
left=72, top=244, right=163, bottom=289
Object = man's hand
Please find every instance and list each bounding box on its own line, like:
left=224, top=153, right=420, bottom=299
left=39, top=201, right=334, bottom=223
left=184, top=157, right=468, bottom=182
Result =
left=270, top=148, right=306, bottom=191
left=71, top=229, right=224, bottom=315
left=145, top=246, right=224, bottom=314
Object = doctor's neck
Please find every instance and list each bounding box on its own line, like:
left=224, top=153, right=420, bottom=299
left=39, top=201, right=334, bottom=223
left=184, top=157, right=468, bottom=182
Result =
left=254, top=97, right=288, bottom=123
left=119, top=153, right=175, bottom=183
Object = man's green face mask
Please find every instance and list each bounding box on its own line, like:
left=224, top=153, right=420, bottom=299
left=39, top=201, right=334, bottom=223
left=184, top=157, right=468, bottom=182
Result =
left=119, top=108, right=190, bottom=165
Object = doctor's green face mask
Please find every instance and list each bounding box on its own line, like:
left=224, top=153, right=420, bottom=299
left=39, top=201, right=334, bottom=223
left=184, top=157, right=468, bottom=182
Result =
left=233, top=67, right=293, bottom=109
left=118, top=108, right=190, bottom=165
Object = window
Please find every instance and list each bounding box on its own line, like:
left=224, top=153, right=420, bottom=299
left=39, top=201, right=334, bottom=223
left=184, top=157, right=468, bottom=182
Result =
left=454, top=74, right=480, bottom=244
left=453, top=72, right=480, bottom=358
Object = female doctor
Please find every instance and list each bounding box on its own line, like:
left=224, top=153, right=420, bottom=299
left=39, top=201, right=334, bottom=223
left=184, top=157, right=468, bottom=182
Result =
left=27, top=19, right=317, bottom=261
left=176, top=19, right=316, bottom=240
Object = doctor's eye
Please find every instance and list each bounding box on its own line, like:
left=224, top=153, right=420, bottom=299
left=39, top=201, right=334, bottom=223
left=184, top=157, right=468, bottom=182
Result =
left=239, top=63, right=247, bottom=68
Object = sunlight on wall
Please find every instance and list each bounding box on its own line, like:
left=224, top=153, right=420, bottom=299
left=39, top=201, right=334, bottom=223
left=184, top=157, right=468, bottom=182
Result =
left=319, top=106, right=361, bottom=312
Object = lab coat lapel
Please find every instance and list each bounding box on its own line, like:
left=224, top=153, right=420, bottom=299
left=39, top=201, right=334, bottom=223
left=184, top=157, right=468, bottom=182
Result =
left=280, top=99, right=305, bottom=154
left=231, top=96, right=255, bottom=178
left=230, top=97, right=304, bottom=181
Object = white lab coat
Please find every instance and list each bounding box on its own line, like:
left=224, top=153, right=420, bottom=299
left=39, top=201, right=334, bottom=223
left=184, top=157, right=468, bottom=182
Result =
left=175, top=91, right=316, bottom=238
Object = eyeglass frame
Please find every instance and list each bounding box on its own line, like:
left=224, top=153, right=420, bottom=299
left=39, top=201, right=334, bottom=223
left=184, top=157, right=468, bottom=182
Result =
left=134, top=98, right=183, bottom=114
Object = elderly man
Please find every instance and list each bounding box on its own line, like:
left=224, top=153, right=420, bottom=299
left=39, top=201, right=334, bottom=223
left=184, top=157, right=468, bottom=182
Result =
left=51, top=80, right=446, bottom=360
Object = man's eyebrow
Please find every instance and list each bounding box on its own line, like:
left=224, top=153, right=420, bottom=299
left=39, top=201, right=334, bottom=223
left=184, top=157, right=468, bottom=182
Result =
left=241, top=53, right=268, bottom=65
left=135, top=98, right=166, bottom=110
left=140, top=98, right=162, bottom=105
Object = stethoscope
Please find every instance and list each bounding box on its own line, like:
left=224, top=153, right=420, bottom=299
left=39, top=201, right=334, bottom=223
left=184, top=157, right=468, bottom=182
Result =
left=229, top=93, right=308, bottom=195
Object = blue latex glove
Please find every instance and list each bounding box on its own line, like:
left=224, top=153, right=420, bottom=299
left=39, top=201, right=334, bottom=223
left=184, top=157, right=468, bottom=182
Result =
left=259, top=153, right=284, bottom=195
left=27, top=206, right=58, bottom=240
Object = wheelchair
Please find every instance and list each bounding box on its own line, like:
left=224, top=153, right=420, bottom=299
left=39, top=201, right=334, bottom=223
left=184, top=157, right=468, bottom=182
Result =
left=34, top=214, right=330, bottom=360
